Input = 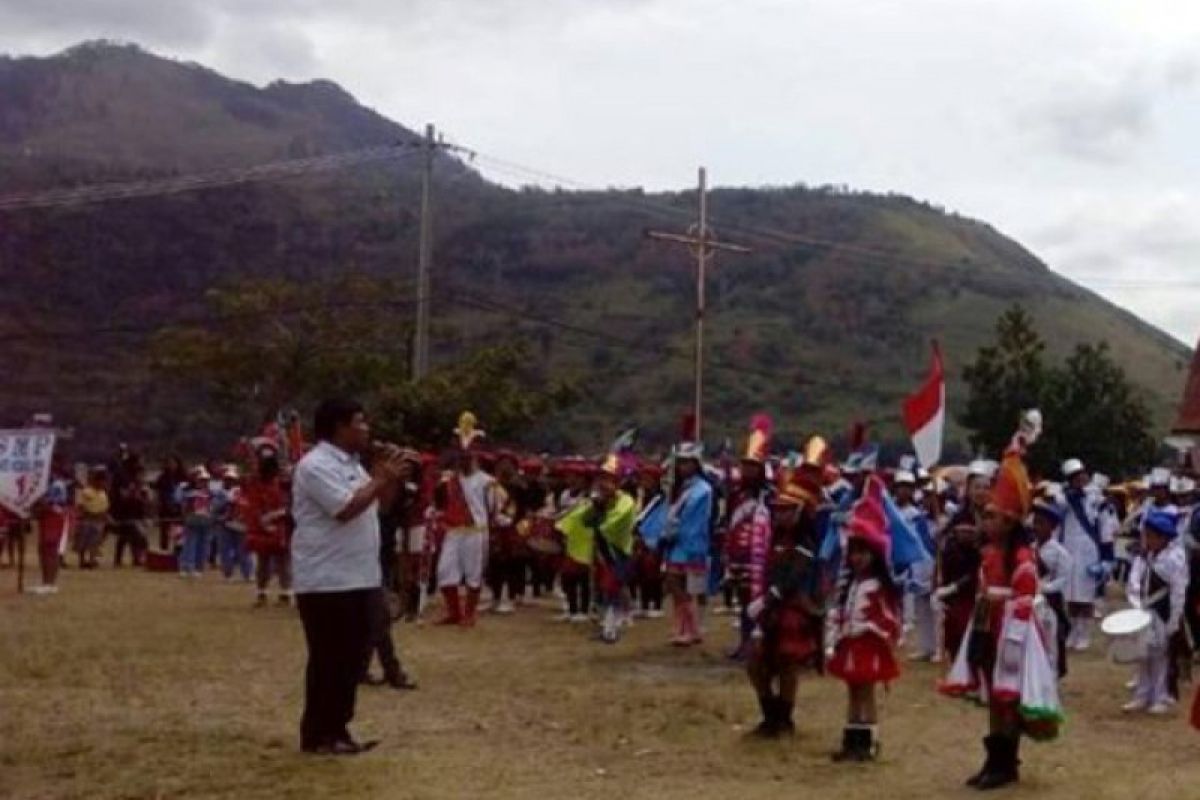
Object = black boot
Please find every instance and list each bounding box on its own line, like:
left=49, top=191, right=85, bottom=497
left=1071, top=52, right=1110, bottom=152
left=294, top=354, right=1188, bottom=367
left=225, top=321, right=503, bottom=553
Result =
left=776, top=699, right=795, bottom=736
left=975, top=735, right=1019, bottom=790
left=752, top=695, right=779, bottom=738
left=966, top=735, right=1000, bottom=787
left=831, top=726, right=861, bottom=761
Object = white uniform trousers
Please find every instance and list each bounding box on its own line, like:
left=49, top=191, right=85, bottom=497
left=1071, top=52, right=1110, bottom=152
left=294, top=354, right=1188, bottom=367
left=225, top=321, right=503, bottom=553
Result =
left=437, top=530, right=487, bottom=590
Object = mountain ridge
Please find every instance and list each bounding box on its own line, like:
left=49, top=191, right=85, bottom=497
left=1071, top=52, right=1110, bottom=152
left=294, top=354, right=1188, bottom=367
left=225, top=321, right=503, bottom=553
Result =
left=0, top=41, right=1188, bottom=455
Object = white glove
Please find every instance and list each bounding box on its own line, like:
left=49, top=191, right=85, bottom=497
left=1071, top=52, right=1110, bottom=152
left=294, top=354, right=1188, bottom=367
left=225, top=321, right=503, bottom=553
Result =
left=746, top=597, right=766, bottom=620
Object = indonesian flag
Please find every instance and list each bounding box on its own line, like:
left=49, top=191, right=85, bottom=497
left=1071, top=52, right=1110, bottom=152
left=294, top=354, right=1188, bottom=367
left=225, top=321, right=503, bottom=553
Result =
left=902, top=341, right=945, bottom=468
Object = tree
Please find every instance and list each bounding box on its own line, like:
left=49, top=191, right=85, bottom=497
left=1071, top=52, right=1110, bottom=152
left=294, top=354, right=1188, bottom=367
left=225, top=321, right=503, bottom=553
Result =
left=372, top=342, right=579, bottom=450
left=1037, top=343, right=1157, bottom=478
left=961, top=305, right=1048, bottom=457
left=962, top=305, right=1157, bottom=477
left=151, top=276, right=579, bottom=450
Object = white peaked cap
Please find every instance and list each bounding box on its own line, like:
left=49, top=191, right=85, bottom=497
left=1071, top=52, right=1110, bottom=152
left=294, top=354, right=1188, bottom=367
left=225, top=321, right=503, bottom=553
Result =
left=1061, top=458, right=1085, bottom=478
left=1149, top=467, right=1172, bottom=487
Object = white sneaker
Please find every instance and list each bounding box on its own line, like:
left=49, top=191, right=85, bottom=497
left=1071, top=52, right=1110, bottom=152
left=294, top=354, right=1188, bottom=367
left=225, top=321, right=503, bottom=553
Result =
left=45, top=585, right=59, bottom=594
left=1122, top=700, right=1148, bottom=713
left=1148, top=703, right=1173, bottom=716
left=1125, top=678, right=1138, bottom=690
left=552, top=612, right=571, bottom=622
left=646, top=609, right=665, bottom=619
left=495, top=600, right=515, bottom=615
left=631, top=609, right=648, bottom=620
left=712, top=606, right=729, bottom=617
left=569, top=614, right=588, bottom=624
left=26, top=585, right=52, bottom=595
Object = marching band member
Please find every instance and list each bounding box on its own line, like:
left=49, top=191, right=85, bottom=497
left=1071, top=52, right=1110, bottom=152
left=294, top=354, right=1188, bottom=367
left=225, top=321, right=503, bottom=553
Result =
left=632, top=462, right=667, bottom=619
left=894, top=468, right=936, bottom=661
left=557, top=450, right=638, bottom=643
left=1124, top=509, right=1189, bottom=714
left=941, top=410, right=1063, bottom=791
left=826, top=476, right=902, bottom=762
left=663, top=439, right=714, bottom=647
left=744, top=470, right=823, bottom=738
left=725, top=415, right=774, bottom=660
left=433, top=413, right=494, bottom=628
left=1058, top=459, right=1115, bottom=652
left=1030, top=498, right=1071, bottom=678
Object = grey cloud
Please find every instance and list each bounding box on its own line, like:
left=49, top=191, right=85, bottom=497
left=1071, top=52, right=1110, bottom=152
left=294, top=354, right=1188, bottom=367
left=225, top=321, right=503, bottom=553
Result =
left=0, top=0, right=216, bottom=49
left=1029, top=58, right=1199, bottom=164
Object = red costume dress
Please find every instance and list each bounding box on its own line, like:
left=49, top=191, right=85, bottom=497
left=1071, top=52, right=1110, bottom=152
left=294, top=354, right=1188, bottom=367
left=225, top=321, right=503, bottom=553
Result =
left=241, top=478, right=289, bottom=556
left=826, top=577, right=902, bottom=686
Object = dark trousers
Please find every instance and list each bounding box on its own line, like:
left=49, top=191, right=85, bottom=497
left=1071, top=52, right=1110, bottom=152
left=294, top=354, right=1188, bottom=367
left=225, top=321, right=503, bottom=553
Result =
left=297, top=589, right=373, bottom=749
left=362, top=588, right=402, bottom=680
left=113, top=521, right=147, bottom=566
left=487, top=553, right=528, bottom=601
left=562, top=569, right=591, bottom=616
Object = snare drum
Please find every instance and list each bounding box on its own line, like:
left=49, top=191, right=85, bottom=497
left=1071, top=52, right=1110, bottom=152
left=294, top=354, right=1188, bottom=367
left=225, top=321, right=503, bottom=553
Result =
left=1100, top=608, right=1153, bottom=664
left=525, top=516, right=562, bottom=556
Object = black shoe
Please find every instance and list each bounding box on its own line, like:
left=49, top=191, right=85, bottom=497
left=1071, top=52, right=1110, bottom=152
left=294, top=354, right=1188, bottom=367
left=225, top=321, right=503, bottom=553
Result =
left=752, top=695, right=779, bottom=738
left=776, top=700, right=796, bottom=736
left=385, top=671, right=419, bottom=691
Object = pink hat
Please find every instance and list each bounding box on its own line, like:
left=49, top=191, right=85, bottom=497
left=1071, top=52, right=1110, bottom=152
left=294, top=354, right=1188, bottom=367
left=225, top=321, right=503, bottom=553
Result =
left=846, top=476, right=891, bottom=561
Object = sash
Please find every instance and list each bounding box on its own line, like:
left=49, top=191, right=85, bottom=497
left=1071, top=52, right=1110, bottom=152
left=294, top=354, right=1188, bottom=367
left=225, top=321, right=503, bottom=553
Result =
left=1063, top=490, right=1101, bottom=550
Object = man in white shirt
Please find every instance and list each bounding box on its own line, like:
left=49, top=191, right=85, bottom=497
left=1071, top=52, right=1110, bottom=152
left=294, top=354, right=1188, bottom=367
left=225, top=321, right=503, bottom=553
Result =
left=291, top=398, right=405, bottom=755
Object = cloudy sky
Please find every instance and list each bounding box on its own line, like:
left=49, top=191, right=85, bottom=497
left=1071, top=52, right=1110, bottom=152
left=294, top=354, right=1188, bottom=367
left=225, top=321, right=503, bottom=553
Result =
left=2, top=0, right=1198, bottom=343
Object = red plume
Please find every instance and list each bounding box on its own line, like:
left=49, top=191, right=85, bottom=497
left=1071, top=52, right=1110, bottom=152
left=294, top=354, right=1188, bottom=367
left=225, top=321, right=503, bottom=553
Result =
left=750, top=413, right=773, bottom=438
left=849, top=420, right=867, bottom=451
left=679, top=412, right=697, bottom=441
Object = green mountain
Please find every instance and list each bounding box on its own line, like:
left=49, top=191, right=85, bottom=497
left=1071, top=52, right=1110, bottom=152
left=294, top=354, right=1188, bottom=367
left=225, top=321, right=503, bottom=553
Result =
left=0, top=41, right=1189, bottom=457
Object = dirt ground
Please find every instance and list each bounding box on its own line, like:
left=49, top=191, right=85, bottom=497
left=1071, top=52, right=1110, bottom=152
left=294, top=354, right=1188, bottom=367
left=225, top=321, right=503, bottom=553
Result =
left=2, top=554, right=1200, bottom=800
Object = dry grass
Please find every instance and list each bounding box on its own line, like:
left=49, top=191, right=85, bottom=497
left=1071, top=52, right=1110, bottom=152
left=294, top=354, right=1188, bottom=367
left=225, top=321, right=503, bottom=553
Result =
left=2, top=556, right=1200, bottom=800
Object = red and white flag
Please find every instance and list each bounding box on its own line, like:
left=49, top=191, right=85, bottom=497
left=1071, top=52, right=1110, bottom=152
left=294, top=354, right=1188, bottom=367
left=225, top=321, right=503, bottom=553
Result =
left=902, top=341, right=945, bottom=468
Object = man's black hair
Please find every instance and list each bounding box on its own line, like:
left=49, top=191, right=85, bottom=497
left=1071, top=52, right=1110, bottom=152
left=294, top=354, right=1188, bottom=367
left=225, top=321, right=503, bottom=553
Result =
left=313, top=398, right=364, bottom=442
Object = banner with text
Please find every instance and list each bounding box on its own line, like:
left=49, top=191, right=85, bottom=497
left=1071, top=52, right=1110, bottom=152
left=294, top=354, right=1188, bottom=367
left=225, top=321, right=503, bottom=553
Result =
left=0, top=429, right=56, bottom=518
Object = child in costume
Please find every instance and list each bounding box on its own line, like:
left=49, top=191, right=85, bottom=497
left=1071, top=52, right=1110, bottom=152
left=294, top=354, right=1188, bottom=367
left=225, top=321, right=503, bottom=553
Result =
left=242, top=439, right=293, bottom=606
left=662, top=440, right=713, bottom=647
left=825, top=476, right=902, bottom=762
left=557, top=449, right=638, bottom=643
left=1031, top=498, right=1071, bottom=678
left=725, top=415, right=774, bottom=660
left=1124, top=508, right=1188, bottom=714
left=744, top=469, right=824, bottom=737
left=940, top=410, right=1063, bottom=791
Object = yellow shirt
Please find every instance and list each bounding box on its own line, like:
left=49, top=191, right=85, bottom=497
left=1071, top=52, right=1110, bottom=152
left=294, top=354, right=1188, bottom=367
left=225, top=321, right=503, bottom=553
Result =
left=78, top=487, right=109, bottom=516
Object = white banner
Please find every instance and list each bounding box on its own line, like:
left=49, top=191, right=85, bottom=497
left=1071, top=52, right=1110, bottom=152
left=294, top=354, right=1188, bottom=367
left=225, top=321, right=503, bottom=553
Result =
left=0, top=429, right=56, bottom=518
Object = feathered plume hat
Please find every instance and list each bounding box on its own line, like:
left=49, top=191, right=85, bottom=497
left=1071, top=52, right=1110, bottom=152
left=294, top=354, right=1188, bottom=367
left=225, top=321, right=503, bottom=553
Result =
left=988, top=409, right=1041, bottom=521
left=742, top=414, right=772, bottom=464
left=454, top=411, right=486, bottom=451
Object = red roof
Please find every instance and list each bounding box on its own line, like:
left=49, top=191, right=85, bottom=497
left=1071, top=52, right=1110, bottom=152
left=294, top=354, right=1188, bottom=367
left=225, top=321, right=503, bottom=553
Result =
left=1173, top=337, right=1200, bottom=434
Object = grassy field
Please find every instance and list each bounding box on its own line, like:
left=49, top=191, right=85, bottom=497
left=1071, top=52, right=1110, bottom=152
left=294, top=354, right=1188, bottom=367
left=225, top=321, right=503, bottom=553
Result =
left=3, top=555, right=1200, bottom=800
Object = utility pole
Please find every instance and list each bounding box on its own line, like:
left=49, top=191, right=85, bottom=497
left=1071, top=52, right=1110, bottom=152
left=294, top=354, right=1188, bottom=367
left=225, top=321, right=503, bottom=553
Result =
left=646, top=167, right=750, bottom=442
left=412, top=123, right=435, bottom=381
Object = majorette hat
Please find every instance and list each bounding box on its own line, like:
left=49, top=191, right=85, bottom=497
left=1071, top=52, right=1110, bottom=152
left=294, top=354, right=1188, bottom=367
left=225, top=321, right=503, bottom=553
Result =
left=771, top=471, right=821, bottom=509
left=987, top=409, right=1040, bottom=522
left=799, top=435, right=831, bottom=470
left=674, top=413, right=703, bottom=462
left=893, top=469, right=916, bottom=487
left=600, top=427, right=639, bottom=480
left=454, top=411, right=486, bottom=450
left=845, top=475, right=891, bottom=561
left=741, top=414, right=772, bottom=464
